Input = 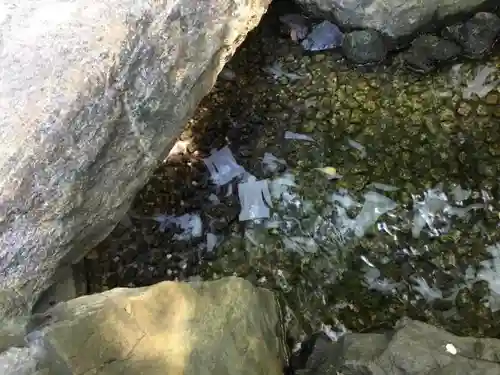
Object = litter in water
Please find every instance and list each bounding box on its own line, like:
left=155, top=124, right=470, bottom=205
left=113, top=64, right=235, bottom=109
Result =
left=284, top=131, right=315, bottom=142
left=270, top=173, right=297, bottom=200
left=450, top=184, right=471, bottom=202
left=262, top=152, right=287, bottom=173
left=203, top=146, right=246, bottom=186
left=301, top=20, right=343, bottom=52
left=263, top=62, right=305, bottom=81
left=320, top=322, right=348, bottom=342
left=364, top=267, right=399, bottom=294
left=154, top=213, right=203, bottom=240
left=476, top=243, right=500, bottom=311
left=463, top=65, right=499, bottom=99
left=347, top=138, right=367, bottom=158
left=411, top=186, right=449, bottom=238
left=411, top=276, right=443, bottom=302
left=238, top=177, right=273, bottom=221
left=206, top=232, right=220, bottom=253
left=331, top=189, right=360, bottom=209
left=207, top=193, right=220, bottom=204
left=282, top=236, right=318, bottom=253
left=353, top=192, right=397, bottom=238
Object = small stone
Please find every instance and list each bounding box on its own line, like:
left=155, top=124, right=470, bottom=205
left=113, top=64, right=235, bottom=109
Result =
left=403, top=34, right=461, bottom=73
left=342, top=29, right=387, bottom=65
left=456, top=102, right=472, bottom=116
left=443, top=12, right=500, bottom=58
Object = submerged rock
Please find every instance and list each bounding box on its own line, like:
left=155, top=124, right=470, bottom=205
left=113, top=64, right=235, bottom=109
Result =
left=290, top=318, right=500, bottom=374
left=404, top=34, right=462, bottom=73
left=0, top=0, right=270, bottom=319
left=443, top=12, right=500, bottom=58
left=294, top=0, right=494, bottom=39
left=342, top=29, right=387, bottom=65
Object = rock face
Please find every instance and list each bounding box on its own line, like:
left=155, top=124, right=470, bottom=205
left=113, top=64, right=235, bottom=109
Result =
left=291, top=318, right=500, bottom=375
left=0, top=0, right=270, bottom=319
left=1, top=277, right=286, bottom=375
left=294, top=0, right=495, bottom=38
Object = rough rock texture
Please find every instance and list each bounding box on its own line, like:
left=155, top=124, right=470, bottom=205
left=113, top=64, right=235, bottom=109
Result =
left=443, top=12, right=500, bottom=58
left=22, top=277, right=285, bottom=375
left=342, top=29, right=387, bottom=65
left=291, top=318, right=500, bottom=375
left=294, top=0, right=494, bottom=38
left=0, top=0, right=270, bottom=319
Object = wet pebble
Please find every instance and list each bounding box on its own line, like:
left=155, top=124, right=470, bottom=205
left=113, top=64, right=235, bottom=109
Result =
left=279, top=14, right=309, bottom=42
left=342, top=29, right=387, bottom=65
left=404, top=34, right=461, bottom=73
left=443, top=12, right=500, bottom=59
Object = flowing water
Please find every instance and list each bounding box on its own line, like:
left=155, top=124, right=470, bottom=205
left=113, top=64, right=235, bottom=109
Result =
left=89, top=8, right=500, bottom=342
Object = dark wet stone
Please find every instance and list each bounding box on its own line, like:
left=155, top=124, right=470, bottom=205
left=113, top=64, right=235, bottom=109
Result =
left=122, top=265, right=138, bottom=282
left=342, top=29, right=387, bottom=65
left=288, top=319, right=500, bottom=374
left=403, top=34, right=462, bottom=73
left=443, top=12, right=500, bottom=58
left=289, top=332, right=338, bottom=372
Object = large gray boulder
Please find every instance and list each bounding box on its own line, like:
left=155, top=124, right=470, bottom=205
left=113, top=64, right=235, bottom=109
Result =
left=1, top=277, right=286, bottom=375
left=294, top=0, right=495, bottom=38
left=0, top=0, right=270, bottom=319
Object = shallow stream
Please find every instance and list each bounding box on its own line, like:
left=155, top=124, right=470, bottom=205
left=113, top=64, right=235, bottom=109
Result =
left=88, top=6, right=500, bottom=342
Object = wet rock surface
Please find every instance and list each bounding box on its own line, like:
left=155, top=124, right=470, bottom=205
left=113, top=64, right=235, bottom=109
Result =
left=0, top=0, right=270, bottom=320
left=289, top=318, right=500, bottom=375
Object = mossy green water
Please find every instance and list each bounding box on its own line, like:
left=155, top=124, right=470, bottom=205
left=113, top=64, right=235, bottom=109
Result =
left=91, top=15, right=500, bottom=340
left=192, top=23, right=500, bottom=338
